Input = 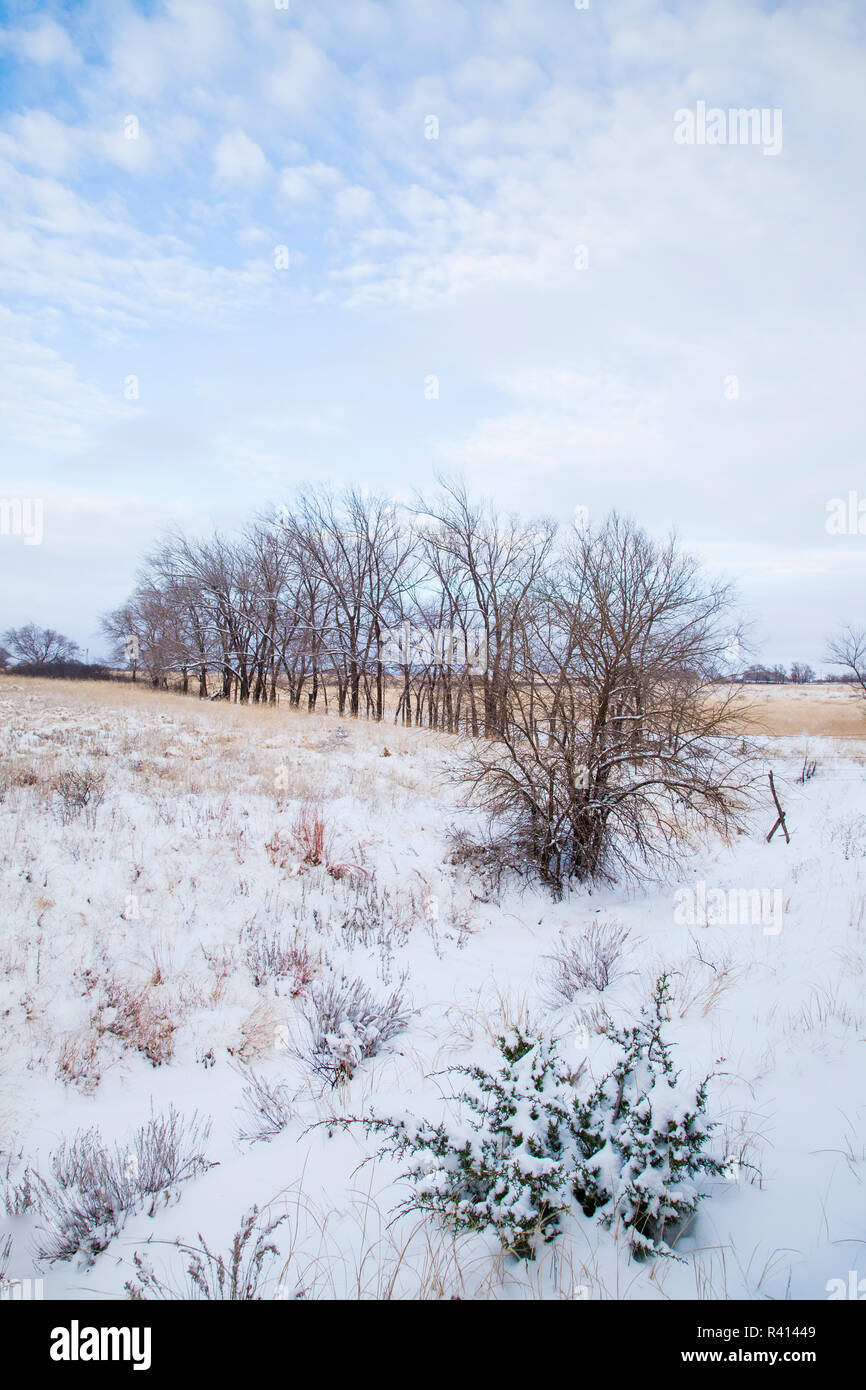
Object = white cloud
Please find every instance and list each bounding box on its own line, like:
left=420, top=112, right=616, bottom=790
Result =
left=0, top=111, right=81, bottom=176
left=334, top=185, right=377, bottom=221
left=451, top=55, right=545, bottom=101
left=279, top=161, right=345, bottom=203
left=0, top=18, right=80, bottom=68
left=0, top=154, right=279, bottom=332
left=213, top=130, right=271, bottom=188
left=0, top=308, right=126, bottom=453
left=264, top=33, right=338, bottom=117
left=104, top=0, right=237, bottom=101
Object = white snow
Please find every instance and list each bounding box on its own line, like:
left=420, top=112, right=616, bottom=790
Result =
left=0, top=679, right=864, bottom=1300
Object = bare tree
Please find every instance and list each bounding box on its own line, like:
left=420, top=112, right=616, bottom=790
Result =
left=827, top=626, right=866, bottom=697
left=415, top=478, right=556, bottom=737
left=3, top=624, right=80, bottom=665
left=456, top=514, right=755, bottom=892
left=101, top=586, right=177, bottom=688
left=789, top=662, right=815, bottom=684
left=286, top=487, right=416, bottom=718
left=101, top=602, right=141, bottom=681
left=741, top=663, right=788, bottom=684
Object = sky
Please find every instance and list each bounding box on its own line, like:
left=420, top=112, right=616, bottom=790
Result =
left=0, top=0, right=864, bottom=668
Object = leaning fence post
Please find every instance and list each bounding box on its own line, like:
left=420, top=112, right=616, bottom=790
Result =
left=766, top=771, right=790, bottom=844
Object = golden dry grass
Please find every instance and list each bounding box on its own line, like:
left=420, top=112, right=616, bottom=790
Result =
left=0, top=672, right=451, bottom=829
left=733, top=683, right=866, bottom=738
left=4, top=672, right=865, bottom=743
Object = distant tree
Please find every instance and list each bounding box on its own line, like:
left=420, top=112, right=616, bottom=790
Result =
left=415, top=478, right=556, bottom=737
left=0, top=646, right=11, bottom=671
left=827, top=626, right=866, bottom=697
left=100, top=590, right=177, bottom=689
left=2, top=624, right=80, bottom=665
left=789, top=663, right=815, bottom=684
left=741, top=663, right=788, bottom=684
left=101, top=603, right=141, bottom=681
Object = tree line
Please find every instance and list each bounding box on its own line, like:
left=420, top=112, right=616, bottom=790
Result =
left=99, top=481, right=556, bottom=735
left=94, top=482, right=758, bottom=884
left=5, top=482, right=842, bottom=886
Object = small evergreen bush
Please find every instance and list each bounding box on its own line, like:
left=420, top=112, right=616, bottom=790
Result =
left=354, top=975, right=720, bottom=1260
left=572, top=975, right=722, bottom=1256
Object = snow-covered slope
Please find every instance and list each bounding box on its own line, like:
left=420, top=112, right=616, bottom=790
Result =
left=1, top=679, right=863, bottom=1300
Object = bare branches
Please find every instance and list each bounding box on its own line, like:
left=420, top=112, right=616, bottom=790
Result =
left=454, top=513, right=757, bottom=891
left=100, top=487, right=756, bottom=903
left=3, top=623, right=80, bottom=665
left=827, top=625, right=866, bottom=697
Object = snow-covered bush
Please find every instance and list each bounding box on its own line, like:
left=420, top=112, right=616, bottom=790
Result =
left=32, top=1107, right=213, bottom=1264
left=297, top=976, right=410, bottom=1086
left=356, top=975, right=719, bottom=1260
left=573, top=975, right=722, bottom=1256
left=542, top=919, right=630, bottom=1000
left=51, top=766, right=106, bottom=827
left=368, top=1029, right=573, bottom=1259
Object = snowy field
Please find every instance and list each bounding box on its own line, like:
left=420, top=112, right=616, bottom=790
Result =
left=1, top=677, right=864, bottom=1301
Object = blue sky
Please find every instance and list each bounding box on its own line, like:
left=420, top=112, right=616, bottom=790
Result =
left=0, top=0, right=864, bottom=667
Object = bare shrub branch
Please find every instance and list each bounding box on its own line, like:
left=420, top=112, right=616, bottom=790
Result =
left=295, top=976, right=410, bottom=1086
left=542, top=920, right=631, bottom=1002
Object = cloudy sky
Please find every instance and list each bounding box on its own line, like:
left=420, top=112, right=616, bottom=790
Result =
left=0, top=0, right=864, bottom=667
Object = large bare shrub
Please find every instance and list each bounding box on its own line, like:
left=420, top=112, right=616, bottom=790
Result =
left=457, top=514, right=755, bottom=891
left=51, top=767, right=106, bottom=827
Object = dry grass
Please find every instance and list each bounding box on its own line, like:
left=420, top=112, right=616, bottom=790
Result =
left=230, top=1000, right=288, bottom=1064
left=731, top=683, right=866, bottom=738
left=7, top=671, right=865, bottom=741
left=0, top=674, right=441, bottom=819
left=440, top=985, right=537, bottom=1058
left=56, top=1028, right=103, bottom=1092
left=541, top=920, right=631, bottom=1002
left=98, top=974, right=180, bottom=1067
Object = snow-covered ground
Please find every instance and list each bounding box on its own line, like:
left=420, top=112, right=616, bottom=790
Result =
left=1, top=678, right=864, bottom=1300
